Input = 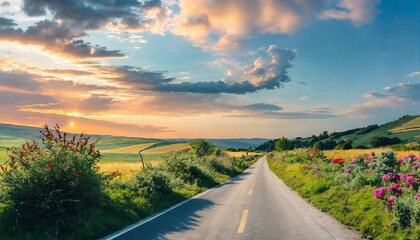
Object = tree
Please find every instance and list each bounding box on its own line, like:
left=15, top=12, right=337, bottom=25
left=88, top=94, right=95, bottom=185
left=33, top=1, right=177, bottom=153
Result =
left=371, top=136, right=401, bottom=148
left=190, top=140, right=216, bottom=157
left=275, top=137, right=290, bottom=151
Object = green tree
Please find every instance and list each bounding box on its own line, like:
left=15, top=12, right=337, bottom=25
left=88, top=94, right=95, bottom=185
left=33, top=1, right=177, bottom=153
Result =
left=275, top=137, right=290, bottom=151
left=190, top=140, right=216, bottom=157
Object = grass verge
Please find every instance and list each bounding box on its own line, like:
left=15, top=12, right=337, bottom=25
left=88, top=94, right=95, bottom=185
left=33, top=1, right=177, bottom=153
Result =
left=267, top=152, right=420, bottom=240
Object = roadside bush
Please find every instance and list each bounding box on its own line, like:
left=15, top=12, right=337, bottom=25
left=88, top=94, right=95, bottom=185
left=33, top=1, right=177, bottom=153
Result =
left=0, top=125, right=111, bottom=230
left=132, top=166, right=172, bottom=201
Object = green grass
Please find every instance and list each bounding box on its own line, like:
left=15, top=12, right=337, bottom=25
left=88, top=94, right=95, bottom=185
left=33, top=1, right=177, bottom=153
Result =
left=100, top=153, right=163, bottom=163
left=267, top=156, right=420, bottom=239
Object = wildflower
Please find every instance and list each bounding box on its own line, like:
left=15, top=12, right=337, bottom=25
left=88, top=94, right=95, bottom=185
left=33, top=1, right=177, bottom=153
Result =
left=349, top=159, right=356, bottom=165
left=382, top=173, right=394, bottom=181
left=365, top=169, right=372, bottom=174
left=388, top=183, right=403, bottom=195
left=370, top=151, right=375, bottom=157
left=366, top=156, right=373, bottom=161
left=313, top=168, right=319, bottom=174
left=404, top=177, right=415, bottom=187
left=416, top=195, right=420, bottom=200
left=332, top=158, right=344, bottom=164
left=373, top=188, right=387, bottom=199
left=47, top=161, right=53, bottom=168
left=387, top=196, right=395, bottom=212
left=397, top=173, right=406, bottom=181
left=387, top=196, right=395, bottom=206
left=344, top=169, right=351, bottom=173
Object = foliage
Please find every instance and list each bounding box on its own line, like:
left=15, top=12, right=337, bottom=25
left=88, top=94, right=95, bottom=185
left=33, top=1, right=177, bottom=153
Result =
left=0, top=125, right=114, bottom=236
left=267, top=149, right=420, bottom=239
left=275, top=137, right=290, bottom=151
left=371, top=136, right=402, bottom=148
left=190, top=139, right=216, bottom=157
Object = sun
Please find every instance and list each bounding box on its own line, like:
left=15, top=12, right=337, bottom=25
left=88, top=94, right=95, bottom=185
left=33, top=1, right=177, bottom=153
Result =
left=69, top=122, right=75, bottom=127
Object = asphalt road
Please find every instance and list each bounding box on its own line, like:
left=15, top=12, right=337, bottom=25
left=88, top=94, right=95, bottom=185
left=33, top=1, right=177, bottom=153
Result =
left=106, top=156, right=362, bottom=240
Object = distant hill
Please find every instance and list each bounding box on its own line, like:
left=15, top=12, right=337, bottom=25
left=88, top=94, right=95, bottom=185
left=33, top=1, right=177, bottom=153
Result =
left=0, top=123, right=269, bottom=163
left=257, top=115, right=420, bottom=151
left=206, top=138, right=269, bottom=149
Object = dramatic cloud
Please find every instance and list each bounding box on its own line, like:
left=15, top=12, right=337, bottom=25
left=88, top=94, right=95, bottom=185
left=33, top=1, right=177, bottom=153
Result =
left=172, top=0, right=330, bottom=50
left=105, top=45, right=296, bottom=94
left=319, top=0, right=381, bottom=25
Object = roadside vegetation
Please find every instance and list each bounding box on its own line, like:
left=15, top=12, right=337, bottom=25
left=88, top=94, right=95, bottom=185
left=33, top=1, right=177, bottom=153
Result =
left=0, top=125, right=260, bottom=239
left=267, top=149, right=420, bottom=239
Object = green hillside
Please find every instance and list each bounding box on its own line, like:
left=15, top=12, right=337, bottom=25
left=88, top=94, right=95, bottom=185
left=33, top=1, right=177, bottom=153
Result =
left=333, top=115, right=420, bottom=146
left=257, top=115, right=420, bottom=151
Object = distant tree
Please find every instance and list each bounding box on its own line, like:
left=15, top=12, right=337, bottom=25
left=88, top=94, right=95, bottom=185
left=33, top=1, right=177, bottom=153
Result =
left=275, top=137, right=290, bottom=151
left=335, top=140, right=353, bottom=150
left=370, top=136, right=401, bottom=148
left=190, top=140, right=216, bottom=157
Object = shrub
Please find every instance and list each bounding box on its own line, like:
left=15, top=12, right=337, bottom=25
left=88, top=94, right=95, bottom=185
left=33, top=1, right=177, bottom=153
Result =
left=0, top=125, right=110, bottom=228
left=132, top=167, right=172, bottom=201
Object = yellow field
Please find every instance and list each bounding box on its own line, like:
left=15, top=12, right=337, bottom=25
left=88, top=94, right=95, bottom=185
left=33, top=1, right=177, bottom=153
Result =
left=227, top=151, right=258, bottom=157
left=101, top=142, right=156, bottom=153
left=390, top=116, right=420, bottom=133
left=141, top=143, right=190, bottom=154
left=98, top=161, right=159, bottom=178
left=323, top=148, right=419, bottom=160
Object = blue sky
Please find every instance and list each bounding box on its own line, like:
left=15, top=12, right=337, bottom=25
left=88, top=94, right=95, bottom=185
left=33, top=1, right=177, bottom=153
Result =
left=0, top=0, right=418, bottom=138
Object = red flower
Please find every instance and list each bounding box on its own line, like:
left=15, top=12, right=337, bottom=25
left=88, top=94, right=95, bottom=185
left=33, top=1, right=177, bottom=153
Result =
left=47, top=161, right=53, bottom=168
left=332, top=158, right=344, bottom=164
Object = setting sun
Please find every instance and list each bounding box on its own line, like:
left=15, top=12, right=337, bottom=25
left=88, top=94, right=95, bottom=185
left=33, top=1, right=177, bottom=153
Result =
left=69, top=122, right=75, bottom=127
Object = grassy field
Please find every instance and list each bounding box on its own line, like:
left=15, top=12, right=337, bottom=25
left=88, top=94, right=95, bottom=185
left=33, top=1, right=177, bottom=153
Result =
left=227, top=151, right=259, bottom=157
left=141, top=143, right=190, bottom=154
left=101, top=142, right=157, bottom=153
left=390, top=116, right=420, bottom=133
left=323, top=148, right=419, bottom=160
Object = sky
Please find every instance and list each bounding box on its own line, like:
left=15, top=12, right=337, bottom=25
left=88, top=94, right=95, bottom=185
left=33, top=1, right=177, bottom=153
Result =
left=0, top=0, right=419, bottom=139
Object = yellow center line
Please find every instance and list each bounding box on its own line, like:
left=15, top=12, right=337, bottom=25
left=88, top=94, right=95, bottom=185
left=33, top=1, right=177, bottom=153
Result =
left=237, top=209, right=249, bottom=234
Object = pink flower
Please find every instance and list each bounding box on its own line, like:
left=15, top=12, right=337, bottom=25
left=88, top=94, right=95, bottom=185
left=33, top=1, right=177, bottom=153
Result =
left=404, top=177, right=415, bottom=187
left=382, top=173, right=394, bottom=181
left=344, top=169, right=351, bottom=173
left=349, top=159, right=356, bottom=165
left=366, top=156, right=373, bottom=161
left=370, top=151, right=375, bottom=156
left=398, top=173, right=406, bottom=181
left=388, top=183, right=403, bottom=195
left=313, top=168, right=319, bottom=174
left=416, top=195, right=420, bottom=200
left=387, top=196, right=395, bottom=206
left=373, top=188, right=387, bottom=199
left=365, top=169, right=372, bottom=174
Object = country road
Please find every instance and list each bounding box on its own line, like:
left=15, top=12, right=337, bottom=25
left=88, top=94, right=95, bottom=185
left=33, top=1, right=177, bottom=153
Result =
left=105, top=156, right=362, bottom=240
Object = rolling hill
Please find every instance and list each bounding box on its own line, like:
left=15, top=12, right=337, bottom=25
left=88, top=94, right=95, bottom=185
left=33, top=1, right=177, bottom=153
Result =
left=0, top=123, right=268, bottom=163
left=257, top=115, right=420, bottom=151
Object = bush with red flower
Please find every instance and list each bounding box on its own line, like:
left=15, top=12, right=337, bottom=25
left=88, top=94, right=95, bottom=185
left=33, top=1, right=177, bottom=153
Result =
left=0, top=125, right=114, bottom=231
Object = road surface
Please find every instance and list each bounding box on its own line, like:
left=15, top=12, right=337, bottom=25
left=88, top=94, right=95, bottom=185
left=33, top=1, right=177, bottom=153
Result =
left=106, top=156, right=362, bottom=240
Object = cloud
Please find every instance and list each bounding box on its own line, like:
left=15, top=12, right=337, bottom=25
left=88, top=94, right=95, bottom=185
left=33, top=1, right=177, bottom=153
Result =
left=0, top=19, right=125, bottom=59
left=172, top=0, right=330, bottom=50
left=0, top=16, right=16, bottom=27
left=319, top=0, right=381, bottom=25
left=79, top=94, right=116, bottom=113
left=105, top=45, right=296, bottom=94
left=299, top=96, right=309, bottom=101
left=407, top=72, right=420, bottom=78
left=345, top=82, right=420, bottom=117
left=362, top=91, right=386, bottom=98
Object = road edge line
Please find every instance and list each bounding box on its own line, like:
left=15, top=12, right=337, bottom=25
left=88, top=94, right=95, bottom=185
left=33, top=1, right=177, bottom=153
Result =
left=101, top=156, right=264, bottom=240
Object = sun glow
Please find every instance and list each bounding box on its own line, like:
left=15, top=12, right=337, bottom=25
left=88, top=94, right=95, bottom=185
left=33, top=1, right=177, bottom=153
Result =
left=69, top=122, right=75, bottom=127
